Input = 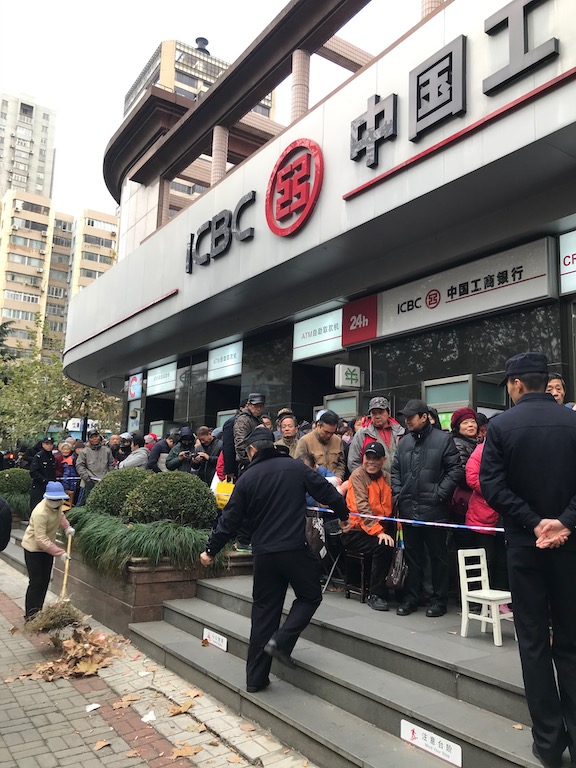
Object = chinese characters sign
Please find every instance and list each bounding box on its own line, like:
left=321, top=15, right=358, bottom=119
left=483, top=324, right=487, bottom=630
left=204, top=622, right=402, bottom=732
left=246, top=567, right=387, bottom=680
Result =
left=559, top=230, right=576, bottom=296
left=377, top=238, right=553, bottom=338
left=401, top=720, right=462, bottom=767
left=293, top=309, right=342, bottom=361
left=207, top=342, right=243, bottom=381
left=147, top=363, right=177, bottom=396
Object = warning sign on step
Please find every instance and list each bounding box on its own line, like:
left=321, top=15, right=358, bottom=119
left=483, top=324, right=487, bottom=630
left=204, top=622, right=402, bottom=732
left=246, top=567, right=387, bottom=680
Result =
left=401, top=719, right=462, bottom=766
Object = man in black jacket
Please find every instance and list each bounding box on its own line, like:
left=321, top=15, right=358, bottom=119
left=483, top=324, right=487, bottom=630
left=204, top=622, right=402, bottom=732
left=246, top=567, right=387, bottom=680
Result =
left=391, top=399, right=463, bottom=617
left=480, top=352, right=576, bottom=768
left=200, top=428, right=350, bottom=693
left=29, top=436, right=57, bottom=512
left=190, top=427, right=222, bottom=485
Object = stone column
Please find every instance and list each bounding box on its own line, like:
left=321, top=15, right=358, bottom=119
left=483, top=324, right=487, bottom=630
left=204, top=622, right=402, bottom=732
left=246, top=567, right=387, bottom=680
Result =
left=210, top=125, right=229, bottom=185
left=291, top=49, right=310, bottom=122
left=421, top=0, right=444, bottom=17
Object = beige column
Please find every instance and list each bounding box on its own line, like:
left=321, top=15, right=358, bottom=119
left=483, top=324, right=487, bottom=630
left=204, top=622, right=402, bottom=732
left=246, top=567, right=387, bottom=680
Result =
left=421, top=0, right=444, bottom=17
left=210, top=125, right=229, bottom=185
left=291, top=49, right=310, bottom=122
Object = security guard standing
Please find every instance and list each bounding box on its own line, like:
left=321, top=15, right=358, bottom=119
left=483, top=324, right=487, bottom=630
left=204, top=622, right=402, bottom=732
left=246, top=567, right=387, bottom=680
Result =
left=481, top=352, right=576, bottom=768
left=200, top=428, right=350, bottom=693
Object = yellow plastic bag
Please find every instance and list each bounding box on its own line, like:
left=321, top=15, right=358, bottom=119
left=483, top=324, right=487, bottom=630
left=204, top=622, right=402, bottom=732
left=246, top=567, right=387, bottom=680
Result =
left=215, top=476, right=234, bottom=510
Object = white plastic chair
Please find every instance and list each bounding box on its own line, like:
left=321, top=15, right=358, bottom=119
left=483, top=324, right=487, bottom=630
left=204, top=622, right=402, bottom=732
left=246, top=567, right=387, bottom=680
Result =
left=457, top=548, right=514, bottom=647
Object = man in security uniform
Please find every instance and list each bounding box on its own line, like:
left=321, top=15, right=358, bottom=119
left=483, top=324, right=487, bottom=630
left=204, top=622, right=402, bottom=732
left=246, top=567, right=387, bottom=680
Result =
left=200, top=428, right=350, bottom=693
left=481, top=352, right=576, bottom=768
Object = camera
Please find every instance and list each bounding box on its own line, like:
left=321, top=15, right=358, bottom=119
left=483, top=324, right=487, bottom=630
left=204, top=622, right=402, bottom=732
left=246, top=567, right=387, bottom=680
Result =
left=183, top=451, right=192, bottom=458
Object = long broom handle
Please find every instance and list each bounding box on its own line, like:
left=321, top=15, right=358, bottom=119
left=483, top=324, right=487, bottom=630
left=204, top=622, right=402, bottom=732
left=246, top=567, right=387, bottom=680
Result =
left=60, top=534, right=72, bottom=600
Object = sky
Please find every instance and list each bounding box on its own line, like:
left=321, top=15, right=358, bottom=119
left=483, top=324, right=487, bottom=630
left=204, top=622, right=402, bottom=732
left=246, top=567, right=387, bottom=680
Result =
left=0, top=0, right=421, bottom=216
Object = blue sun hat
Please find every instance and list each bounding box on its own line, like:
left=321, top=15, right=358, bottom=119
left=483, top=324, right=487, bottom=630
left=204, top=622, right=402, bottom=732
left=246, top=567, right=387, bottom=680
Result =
left=43, top=481, right=69, bottom=500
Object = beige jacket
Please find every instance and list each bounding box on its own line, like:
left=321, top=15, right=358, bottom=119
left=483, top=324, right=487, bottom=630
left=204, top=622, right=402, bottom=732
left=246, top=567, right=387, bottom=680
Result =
left=22, top=499, right=70, bottom=556
left=294, top=431, right=346, bottom=479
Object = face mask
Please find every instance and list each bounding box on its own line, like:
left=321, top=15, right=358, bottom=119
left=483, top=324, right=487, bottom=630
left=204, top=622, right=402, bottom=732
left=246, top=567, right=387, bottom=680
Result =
left=46, top=499, right=62, bottom=509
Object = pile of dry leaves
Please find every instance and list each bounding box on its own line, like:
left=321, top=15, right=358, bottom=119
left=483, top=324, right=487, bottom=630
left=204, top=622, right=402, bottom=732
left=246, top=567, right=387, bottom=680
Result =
left=5, top=626, right=127, bottom=682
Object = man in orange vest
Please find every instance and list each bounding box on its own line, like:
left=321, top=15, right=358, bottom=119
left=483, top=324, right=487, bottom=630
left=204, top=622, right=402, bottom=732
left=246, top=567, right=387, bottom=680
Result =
left=344, top=442, right=395, bottom=611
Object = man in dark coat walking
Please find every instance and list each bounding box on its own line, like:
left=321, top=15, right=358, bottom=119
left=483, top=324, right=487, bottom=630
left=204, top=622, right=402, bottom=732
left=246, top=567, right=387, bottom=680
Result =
left=200, top=428, right=350, bottom=693
left=481, top=352, right=576, bottom=768
left=391, top=399, right=463, bottom=617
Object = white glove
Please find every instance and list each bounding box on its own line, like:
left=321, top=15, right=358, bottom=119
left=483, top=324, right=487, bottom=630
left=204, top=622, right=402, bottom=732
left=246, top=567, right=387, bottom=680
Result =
left=60, top=552, right=71, bottom=564
left=65, top=527, right=75, bottom=537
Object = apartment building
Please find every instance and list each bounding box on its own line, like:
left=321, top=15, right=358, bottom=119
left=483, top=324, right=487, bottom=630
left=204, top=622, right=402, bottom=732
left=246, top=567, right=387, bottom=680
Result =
left=0, top=94, right=56, bottom=199
left=0, top=191, right=117, bottom=355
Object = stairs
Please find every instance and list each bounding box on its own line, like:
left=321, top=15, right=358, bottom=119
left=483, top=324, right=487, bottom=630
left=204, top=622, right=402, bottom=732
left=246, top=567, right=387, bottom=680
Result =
left=130, top=575, right=543, bottom=768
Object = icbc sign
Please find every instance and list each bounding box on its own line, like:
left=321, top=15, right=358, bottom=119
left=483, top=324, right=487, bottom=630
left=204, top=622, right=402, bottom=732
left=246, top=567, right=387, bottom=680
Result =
left=265, top=139, right=324, bottom=237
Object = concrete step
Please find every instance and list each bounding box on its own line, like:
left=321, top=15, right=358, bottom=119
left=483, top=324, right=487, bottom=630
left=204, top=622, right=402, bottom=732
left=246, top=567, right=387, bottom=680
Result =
left=10, top=527, right=24, bottom=545
left=191, top=576, right=528, bottom=725
left=129, top=620, right=450, bottom=768
left=133, top=598, right=537, bottom=768
left=0, top=540, right=27, bottom=576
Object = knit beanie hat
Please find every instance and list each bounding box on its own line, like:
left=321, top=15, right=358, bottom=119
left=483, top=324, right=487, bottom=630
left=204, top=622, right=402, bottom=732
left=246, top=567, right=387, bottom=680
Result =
left=450, top=407, right=477, bottom=431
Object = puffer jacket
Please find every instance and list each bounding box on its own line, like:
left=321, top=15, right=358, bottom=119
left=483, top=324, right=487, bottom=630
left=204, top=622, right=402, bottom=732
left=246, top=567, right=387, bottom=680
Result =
left=391, top=421, right=464, bottom=522
left=465, top=443, right=498, bottom=534
left=452, top=434, right=477, bottom=488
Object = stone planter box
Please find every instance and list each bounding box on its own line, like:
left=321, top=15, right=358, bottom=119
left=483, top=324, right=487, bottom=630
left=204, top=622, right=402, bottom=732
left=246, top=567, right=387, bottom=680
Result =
left=51, top=552, right=252, bottom=637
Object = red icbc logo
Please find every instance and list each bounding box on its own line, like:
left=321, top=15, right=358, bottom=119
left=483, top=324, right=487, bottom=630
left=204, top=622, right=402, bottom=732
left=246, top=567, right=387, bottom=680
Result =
left=265, top=139, right=324, bottom=237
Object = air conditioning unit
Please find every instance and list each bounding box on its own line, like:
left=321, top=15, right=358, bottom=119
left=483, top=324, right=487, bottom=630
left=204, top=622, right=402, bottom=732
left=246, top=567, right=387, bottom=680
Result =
left=11, top=224, right=18, bottom=231
left=14, top=204, right=22, bottom=211
left=39, top=249, right=46, bottom=255
left=36, top=268, right=44, bottom=274
left=111, top=231, right=117, bottom=237
left=41, top=230, right=48, bottom=237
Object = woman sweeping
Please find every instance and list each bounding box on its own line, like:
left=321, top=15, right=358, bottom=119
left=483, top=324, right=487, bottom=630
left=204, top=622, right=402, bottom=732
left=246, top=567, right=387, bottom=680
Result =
left=22, top=481, right=74, bottom=621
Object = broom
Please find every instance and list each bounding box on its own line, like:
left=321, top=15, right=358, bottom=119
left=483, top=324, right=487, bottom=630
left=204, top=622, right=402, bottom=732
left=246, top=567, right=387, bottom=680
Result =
left=24, top=534, right=88, bottom=634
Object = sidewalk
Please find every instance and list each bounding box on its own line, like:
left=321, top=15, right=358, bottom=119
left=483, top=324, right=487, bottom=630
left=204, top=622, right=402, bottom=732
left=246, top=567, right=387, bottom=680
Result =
left=0, top=559, right=315, bottom=768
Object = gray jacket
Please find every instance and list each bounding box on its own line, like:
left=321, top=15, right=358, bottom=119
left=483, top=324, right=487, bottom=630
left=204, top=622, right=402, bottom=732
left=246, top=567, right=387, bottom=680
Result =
left=119, top=447, right=149, bottom=469
left=76, top=443, right=114, bottom=482
left=347, top=420, right=405, bottom=475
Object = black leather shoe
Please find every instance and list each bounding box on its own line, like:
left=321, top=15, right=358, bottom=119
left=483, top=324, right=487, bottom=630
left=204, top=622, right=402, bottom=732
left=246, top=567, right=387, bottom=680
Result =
left=396, top=603, right=417, bottom=616
left=426, top=604, right=447, bottom=617
left=264, top=638, right=296, bottom=668
left=367, top=595, right=389, bottom=612
left=246, top=679, right=270, bottom=693
left=531, top=742, right=562, bottom=768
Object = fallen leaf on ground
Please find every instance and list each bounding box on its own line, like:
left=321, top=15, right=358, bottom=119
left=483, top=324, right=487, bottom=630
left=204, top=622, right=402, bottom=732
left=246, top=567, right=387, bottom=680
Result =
left=4, top=677, right=15, bottom=683
left=9, top=626, right=18, bottom=635
left=240, top=724, right=255, bottom=732
left=209, top=740, right=220, bottom=746
left=171, top=744, right=203, bottom=759
left=227, top=756, right=243, bottom=764
left=513, top=723, right=524, bottom=730
left=302, top=761, right=309, bottom=767
left=199, top=724, right=207, bottom=732
left=168, top=701, right=193, bottom=716
left=125, top=750, right=140, bottom=758
left=133, top=653, right=141, bottom=660
left=201, top=638, right=210, bottom=646
left=93, top=740, right=111, bottom=751
left=185, top=689, right=203, bottom=698
left=112, top=694, right=140, bottom=709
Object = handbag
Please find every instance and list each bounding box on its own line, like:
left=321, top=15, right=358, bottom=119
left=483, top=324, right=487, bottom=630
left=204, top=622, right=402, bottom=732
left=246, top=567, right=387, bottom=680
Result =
left=449, top=486, right=472, bottom=520
left=214, top=476, right=235, bottom=510
left=386, top=524, right=408, bottom=590
left=305, top=510, right=327, bottom=559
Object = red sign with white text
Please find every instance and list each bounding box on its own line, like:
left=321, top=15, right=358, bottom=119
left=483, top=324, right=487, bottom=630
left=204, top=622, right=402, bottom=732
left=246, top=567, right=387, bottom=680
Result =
left=342, top=295, right=378, bottom=346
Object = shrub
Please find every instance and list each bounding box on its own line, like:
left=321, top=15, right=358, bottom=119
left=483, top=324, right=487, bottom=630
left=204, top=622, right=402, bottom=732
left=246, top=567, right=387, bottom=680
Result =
left=123, top=472, right=217, bottom=527
left=5, top=493, right=30, bottom=520
left=85, top=468, right=150, bottom=516
left=0, top=468, right=31, bottom=496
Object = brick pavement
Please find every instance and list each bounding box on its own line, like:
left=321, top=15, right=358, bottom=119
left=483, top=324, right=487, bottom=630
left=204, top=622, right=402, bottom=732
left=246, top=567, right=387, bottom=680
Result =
left=0, top=559, right=315, bottom=768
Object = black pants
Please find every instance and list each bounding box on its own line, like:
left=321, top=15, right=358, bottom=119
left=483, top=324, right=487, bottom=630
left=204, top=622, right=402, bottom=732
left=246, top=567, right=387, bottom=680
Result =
left=403, top=524, right=449, bottom=607
left=24, top=550, right=54, bottom=619
left=508, top=546, right=576, bottom=764
left=342, top=529, right=394, bottom=598
left=246, top=548, right=322, bottom=689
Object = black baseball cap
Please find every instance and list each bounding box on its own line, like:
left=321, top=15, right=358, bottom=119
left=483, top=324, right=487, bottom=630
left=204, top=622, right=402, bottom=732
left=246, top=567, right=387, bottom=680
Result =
left=364, top=441, right=385, bottom=458
left=499, top=352, right=548, bottom=385
left=398, top=399, right=429, bottom=417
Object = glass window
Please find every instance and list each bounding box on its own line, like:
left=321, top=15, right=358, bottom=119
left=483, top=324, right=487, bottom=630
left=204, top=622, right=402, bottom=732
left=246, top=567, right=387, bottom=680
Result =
left=3, top=308, right=36, bottom=321
left=80, top=268, right=103, bottom=280
left=15, top=126, right=32, bottom=138
left=49, top=269, right=68, bottom=282
left=83, top=234, right=114, bottom=248
left=47, top=286, right=65, bottom=298
left=3, top=290, right=40, bottom=304
left=43, top=113, right=50, bottom=121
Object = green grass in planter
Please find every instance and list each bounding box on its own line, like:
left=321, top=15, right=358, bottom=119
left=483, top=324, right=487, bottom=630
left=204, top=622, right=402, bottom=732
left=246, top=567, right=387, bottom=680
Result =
left=73, top=514, right=125, bottom=570
left=5, top=492, right=30, bottom=520
left=124, top=521, right=211, bottom=570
